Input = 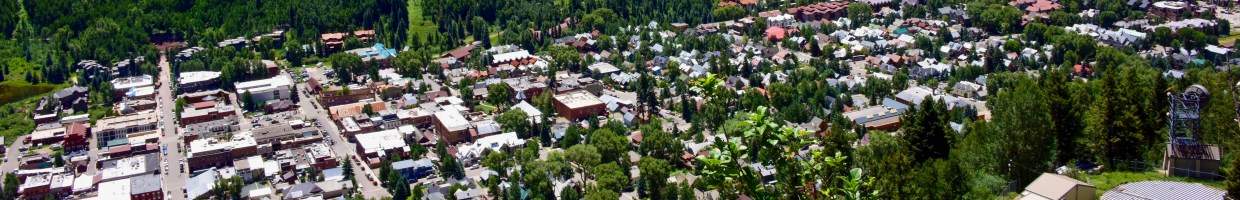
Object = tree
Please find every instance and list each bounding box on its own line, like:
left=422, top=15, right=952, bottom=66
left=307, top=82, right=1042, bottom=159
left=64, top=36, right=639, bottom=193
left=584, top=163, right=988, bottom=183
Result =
left=592, top=163, right=629, bottom=192
left=567, top=144, right=602, bottom=171
left=242, top=91, right=257, bottom=112
left=1084, top=49, right=1163, bottom=169
left=1229, top=156, right=1240, bottom=200
left=436, top=141, right=466, bottom=178
left=2, top=173, right=16, bottom=199
left=212, top=176, right=244, bottom=199
left=588, top=129, right=629, bottom=163
left=584, top=186, right=621, bottom=200
left=487, top=83, right=513, bottom=106
left=497, top=109, right=531, bottom=136
left=711, top=6, right=747, bottom=21
left=328, top=53, right=364, bottom=84
left=639, top=124, right=683, bottom=161
left=638, top=157, right=672, bottom=199
left=846, top=3, right=874, bottom=26
left=900, top=98, right=952, bottom=162
left=990, top=76, right=1055, bottom=185
left=362, top=104, right=375, bottom=116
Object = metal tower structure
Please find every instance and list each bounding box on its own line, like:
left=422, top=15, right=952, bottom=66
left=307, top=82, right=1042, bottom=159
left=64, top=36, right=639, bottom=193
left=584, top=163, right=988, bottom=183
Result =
left=1167, top=84, right=1208, bottom=149
left=1162, top=84, right=1224, bottom=179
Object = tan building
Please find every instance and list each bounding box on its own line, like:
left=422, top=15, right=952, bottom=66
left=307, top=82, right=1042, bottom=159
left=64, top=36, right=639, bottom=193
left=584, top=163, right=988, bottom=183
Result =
left=1018, top=173, right=1096, bottom=200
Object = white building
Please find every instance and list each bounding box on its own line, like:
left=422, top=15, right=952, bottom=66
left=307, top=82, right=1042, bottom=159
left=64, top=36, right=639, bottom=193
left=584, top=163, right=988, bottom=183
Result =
left=234, top=74, right=293, bottom=104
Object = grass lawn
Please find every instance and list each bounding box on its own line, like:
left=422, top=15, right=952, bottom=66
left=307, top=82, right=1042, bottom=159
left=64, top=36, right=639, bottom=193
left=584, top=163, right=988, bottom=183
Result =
left=407, top=0, right=439, bottom=44
left=1080, top=171, right=1224, bottom=195
left=1221, top=34, right=1240, bottom=46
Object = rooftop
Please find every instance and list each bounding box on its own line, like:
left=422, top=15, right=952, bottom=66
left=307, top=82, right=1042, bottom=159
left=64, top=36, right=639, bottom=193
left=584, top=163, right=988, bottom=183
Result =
left=178, top=71, right=222, bottom=85
left=554, top=91, right=605, bottom=109
left=434, top=110, right=471, bottom=132
left=355, top=129, right=408, bottom=156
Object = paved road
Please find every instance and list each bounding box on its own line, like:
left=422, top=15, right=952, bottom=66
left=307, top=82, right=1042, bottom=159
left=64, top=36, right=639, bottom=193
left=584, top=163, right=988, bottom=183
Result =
left=1, top=136, right=28, bottom=174
left=155, top=54, right=189, bottom=200
left=294, top=81, right=391, bottom=199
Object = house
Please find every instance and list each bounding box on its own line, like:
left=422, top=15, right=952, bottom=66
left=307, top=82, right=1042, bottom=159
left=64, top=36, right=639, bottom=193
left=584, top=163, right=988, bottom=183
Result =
left=553, top=91, right=607, bottom=120
left=346, top=43, right=398, bottom=64
left=511, top=101, right=544, bottom=124
left=1163, top=143, right=1221, bottom=179
left=319, top=84, right=376, bottom=107
left=392, top=159, right=436, bottom=181
left=1018, top=173, right=1095, bottom=200
left=587, top=62, right=621, bottom=76
left=951, top=81, right=985, bottom=98
left=53, top=86, right=88, bottom=113
left=187, top=134, right=258, bottom=171
left=62, top=122, right=89, bottom=152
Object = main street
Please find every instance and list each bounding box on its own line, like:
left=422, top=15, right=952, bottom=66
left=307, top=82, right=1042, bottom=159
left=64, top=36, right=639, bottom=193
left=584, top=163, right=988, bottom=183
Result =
left=294, top=80, right=391, bottom=199
left=156, top=54, right=189, bottom=200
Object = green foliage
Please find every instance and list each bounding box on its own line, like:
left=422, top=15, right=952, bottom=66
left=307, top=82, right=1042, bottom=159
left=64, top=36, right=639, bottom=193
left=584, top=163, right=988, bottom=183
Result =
left=846, top=3, right=874, bottom=25
left=990, top=75, right=1055, bottom=185
left=592, top=163, right=629, bottom=193
left=328, top=53, right=365, bottom=85
left=1084, top=49, right=1164, bottom=168
left=637, top=157, right=672, bottom=198
left=1228, top=157, right=1240, bottom=199
left=587, top=128, right=629, bottom=163
left=639, top=123, right=683, bottom=161
left=900, top=98, right=953, bottom=162
left=487, top=83, right=513, bottom=106
left=2, top=173, right=16, bottom=199
left=712, top=6, right=747, bottom=22
left=436, top=141, right=466, bottom=179
left=497, top=109, right=531, bottom=136
left=212, top=176, right=245, bottom=200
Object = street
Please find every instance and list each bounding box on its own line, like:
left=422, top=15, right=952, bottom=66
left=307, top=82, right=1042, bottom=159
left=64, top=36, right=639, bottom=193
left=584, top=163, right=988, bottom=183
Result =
left=156, top=54, right=189, bottom=200
left=294, top=81, right=391, bottom=199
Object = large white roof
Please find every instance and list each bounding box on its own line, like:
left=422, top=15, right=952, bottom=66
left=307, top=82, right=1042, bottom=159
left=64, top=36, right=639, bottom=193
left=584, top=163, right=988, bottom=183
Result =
left=434, top=110, right=470, bottom=132
left=178, top=71, right=221, bottom=84
left=492, top=50, right=532, bottom=64
left=355, top=129, right=408, bottom=156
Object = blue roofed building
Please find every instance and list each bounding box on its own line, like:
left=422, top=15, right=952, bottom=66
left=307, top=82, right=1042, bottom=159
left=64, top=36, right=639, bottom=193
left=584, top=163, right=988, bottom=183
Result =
left=392, top=159, right=435, bottom=181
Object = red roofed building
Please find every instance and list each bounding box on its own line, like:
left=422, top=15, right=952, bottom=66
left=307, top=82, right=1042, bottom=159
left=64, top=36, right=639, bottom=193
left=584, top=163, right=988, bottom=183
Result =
left=63, top=123, right=89, bottom=152
left=353, top=30, right=376, bottom=42
left=321, top=33, right=348, bottom=51
left=766, top=26, right=787, bottom=41
left=1025, top=0, right=1061, bottom=13
left=788, top=1, right=849, bottom=22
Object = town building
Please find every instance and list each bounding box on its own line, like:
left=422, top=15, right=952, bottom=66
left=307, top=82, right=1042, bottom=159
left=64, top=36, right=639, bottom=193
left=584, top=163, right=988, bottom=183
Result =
left=353, top=129, right=409, bottom=167
left=95, top=111, right=158, bottom=148
left=187, top=134, right=258, bottom=171
left=98, top=174, right=163, bottom=200
left=180, top=100, right=237, bottom=126
left=553, top=91, right=607, bottom=120
left=234, top=74, right=294, bottom=104
left=99, top=153, right=159, bottom=183
left=433, top=110, right=472, bottom=144
left=178, top=71, right=222, bottom=93
left=110, top=75, right=155, bottom=99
